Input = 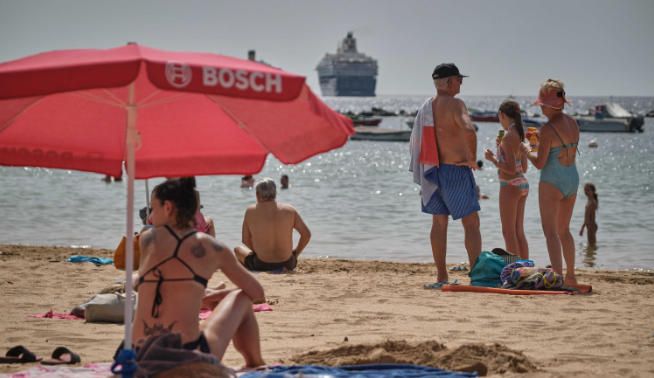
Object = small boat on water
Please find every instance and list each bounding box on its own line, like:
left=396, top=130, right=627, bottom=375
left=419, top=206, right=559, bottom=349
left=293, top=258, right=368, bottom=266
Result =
left=523, top=117, right=545, bottom=127
left=575, top=103, right=644, bottom=133
left=470, top=110, right=499, bottom=123
left=351, top=116, right=382, bottom=126
left=351, top=126, right=411, bottom=142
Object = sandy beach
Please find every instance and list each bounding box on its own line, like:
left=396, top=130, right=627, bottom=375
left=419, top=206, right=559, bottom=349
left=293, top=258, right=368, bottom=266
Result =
left=1, top=244, right=653, bottom=377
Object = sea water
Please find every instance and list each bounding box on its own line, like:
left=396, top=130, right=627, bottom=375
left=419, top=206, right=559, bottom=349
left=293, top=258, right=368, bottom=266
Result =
left=1, top=95, right=652, bottom=270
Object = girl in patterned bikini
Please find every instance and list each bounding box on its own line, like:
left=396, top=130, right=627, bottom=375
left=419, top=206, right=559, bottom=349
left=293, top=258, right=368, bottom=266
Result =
left=484, top=100, right=530, bottom=259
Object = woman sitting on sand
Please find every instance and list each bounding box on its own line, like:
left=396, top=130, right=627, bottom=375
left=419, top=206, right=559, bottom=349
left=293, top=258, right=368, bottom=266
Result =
left=130, top=177, right=266, bottom=368
left=484, top=100, right=530, bottom=259
left=523, top=79, right=580, bottom=285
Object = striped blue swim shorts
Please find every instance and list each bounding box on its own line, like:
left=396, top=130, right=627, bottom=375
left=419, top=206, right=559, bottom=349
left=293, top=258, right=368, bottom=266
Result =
left=421, top=164, right=480, bottom=220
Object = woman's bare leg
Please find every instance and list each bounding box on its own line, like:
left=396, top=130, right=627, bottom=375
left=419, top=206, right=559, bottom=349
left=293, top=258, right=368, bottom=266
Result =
left=203, top=290, right=265, bottom=368
left=516, top=193, right=529, bottom=259
left=558, top=194, right=578, bottom=285
left=499, top=186, right=520, bottom=255
left=539, top=183, right=563, bottom=274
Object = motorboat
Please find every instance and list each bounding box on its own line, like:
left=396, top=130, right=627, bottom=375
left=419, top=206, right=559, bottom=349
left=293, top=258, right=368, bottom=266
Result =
left=575, top=103, right=644, bottom=133
left=350, top=116, right=382, bottom=126
left=350, top=126, right=411, bottom=142
left=470, top=110, right=499, bottom=123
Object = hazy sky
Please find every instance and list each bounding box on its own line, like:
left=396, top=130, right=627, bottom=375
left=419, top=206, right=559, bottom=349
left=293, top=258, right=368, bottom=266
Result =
left=1, top=0, right=652, bottom=96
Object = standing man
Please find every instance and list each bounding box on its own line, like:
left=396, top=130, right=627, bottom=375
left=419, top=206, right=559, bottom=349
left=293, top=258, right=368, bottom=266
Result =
left=413, top=63, right=481, bottom=286
left=235, top=178, right=311, bottom=271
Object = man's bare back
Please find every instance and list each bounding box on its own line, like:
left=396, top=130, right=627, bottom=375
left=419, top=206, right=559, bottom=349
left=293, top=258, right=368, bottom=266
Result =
left=243, top=201, right=302, bottom=263
left=433, top=95, right=477, bottom=168
left=235, top=178, right=311, bottom=270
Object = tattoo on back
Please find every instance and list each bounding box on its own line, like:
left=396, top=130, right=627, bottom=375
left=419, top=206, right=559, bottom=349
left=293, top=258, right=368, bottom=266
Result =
left=191, top=243, right=206, bottom=258
left=143, top=320, right=177, bottom=337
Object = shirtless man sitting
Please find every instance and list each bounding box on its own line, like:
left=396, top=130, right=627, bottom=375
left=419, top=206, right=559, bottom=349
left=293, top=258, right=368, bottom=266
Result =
left=235, top=178, right=311, bottom=272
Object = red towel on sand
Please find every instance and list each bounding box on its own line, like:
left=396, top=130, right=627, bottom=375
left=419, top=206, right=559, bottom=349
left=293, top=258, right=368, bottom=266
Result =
left=31, top=310, right=84, bottom=320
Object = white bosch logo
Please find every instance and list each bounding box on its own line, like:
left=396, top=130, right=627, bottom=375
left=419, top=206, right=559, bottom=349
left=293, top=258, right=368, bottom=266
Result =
left=165, top=62, right=192, bottom=88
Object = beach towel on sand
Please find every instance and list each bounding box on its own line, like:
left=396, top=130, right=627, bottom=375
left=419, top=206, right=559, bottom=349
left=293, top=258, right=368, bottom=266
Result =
left=66, top=255, right=113, bottom=266
left=409, top=97, right=440, bottom=208
left=241, top=364, right=476, bottom=378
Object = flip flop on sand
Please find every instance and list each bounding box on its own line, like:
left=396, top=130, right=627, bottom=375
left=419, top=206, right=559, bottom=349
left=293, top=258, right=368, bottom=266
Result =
left=40, top=346, right=81, bottom=365
left=0, top=345, right=41, bottom=363
left=423, top=279, right=459, bottom=289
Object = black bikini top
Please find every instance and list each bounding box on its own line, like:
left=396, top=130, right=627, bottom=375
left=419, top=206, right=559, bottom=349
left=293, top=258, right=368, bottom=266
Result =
left=136, top=225, right=209, bottom=318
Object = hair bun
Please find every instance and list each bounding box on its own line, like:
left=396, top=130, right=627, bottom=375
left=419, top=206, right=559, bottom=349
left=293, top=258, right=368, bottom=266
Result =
left=179, top=177, right=197, bottom=190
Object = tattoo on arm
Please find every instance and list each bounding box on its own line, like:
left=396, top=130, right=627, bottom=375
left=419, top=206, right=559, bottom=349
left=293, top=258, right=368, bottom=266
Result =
left=191, top=243, right=207, bottom=258
left=142, top=320, right=177, bottom=337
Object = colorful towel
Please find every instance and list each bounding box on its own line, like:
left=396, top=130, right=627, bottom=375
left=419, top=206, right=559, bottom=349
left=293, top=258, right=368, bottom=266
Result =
left=66, top=255, right=113, bottom=266
left=409, top=97, right=440, bottom=208
left=241, top=364, right=476, bottom=377
left=30, top=310, right=83, bottom=320
left=0, top=362, right=111, bottom=377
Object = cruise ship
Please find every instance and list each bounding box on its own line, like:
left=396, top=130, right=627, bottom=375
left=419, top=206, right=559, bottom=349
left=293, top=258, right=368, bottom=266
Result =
left=316, top=32, right=378, bottom=97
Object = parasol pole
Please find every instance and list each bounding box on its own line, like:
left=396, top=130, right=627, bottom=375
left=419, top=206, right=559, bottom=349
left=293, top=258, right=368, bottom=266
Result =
left=145, top=180, right=150, bottom=219
left=112, top=80, right=138, bottom=378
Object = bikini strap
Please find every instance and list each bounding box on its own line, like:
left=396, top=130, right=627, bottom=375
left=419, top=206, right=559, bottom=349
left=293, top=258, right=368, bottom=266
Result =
left=163, top=225, right=198, bottom=256
left=548, top=123, right=579, bottom=152
left=137, top=226, right=199, bottom=287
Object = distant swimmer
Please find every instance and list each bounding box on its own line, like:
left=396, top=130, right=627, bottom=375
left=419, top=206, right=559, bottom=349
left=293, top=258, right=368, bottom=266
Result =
left=579, top=182, right=598, bottom=248
left=241, top=175, right=255, bottom=188
left=280, top=174, right=289, bottom=189
left=588, top=139, right=598, bottom=148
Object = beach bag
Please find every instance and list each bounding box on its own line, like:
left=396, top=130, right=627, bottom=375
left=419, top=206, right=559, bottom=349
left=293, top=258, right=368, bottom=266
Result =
left=114, top=234, right=141, bottom=270
left=83, top=293, right=136, bottom=323
left=469, top=251, right=506, bottom=287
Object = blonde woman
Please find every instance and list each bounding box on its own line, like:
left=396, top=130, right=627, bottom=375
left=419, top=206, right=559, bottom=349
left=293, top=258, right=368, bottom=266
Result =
left=485, top=100, right=529, bottom=259
left=523, top=79, right=580, bottom=285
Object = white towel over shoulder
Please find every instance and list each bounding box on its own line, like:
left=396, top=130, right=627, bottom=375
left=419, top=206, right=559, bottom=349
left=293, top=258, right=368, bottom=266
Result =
left=409, top=97, right=439, bottom=207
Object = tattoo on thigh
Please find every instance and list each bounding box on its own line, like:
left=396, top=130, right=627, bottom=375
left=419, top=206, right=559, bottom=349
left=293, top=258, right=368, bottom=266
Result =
left=191, top=243, right=206, bottom=258
left=143, top=320, right=177, bottom=337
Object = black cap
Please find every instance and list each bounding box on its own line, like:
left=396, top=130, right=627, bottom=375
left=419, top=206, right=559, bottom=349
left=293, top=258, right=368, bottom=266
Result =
left=431, top=63, right=468, bottom=80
